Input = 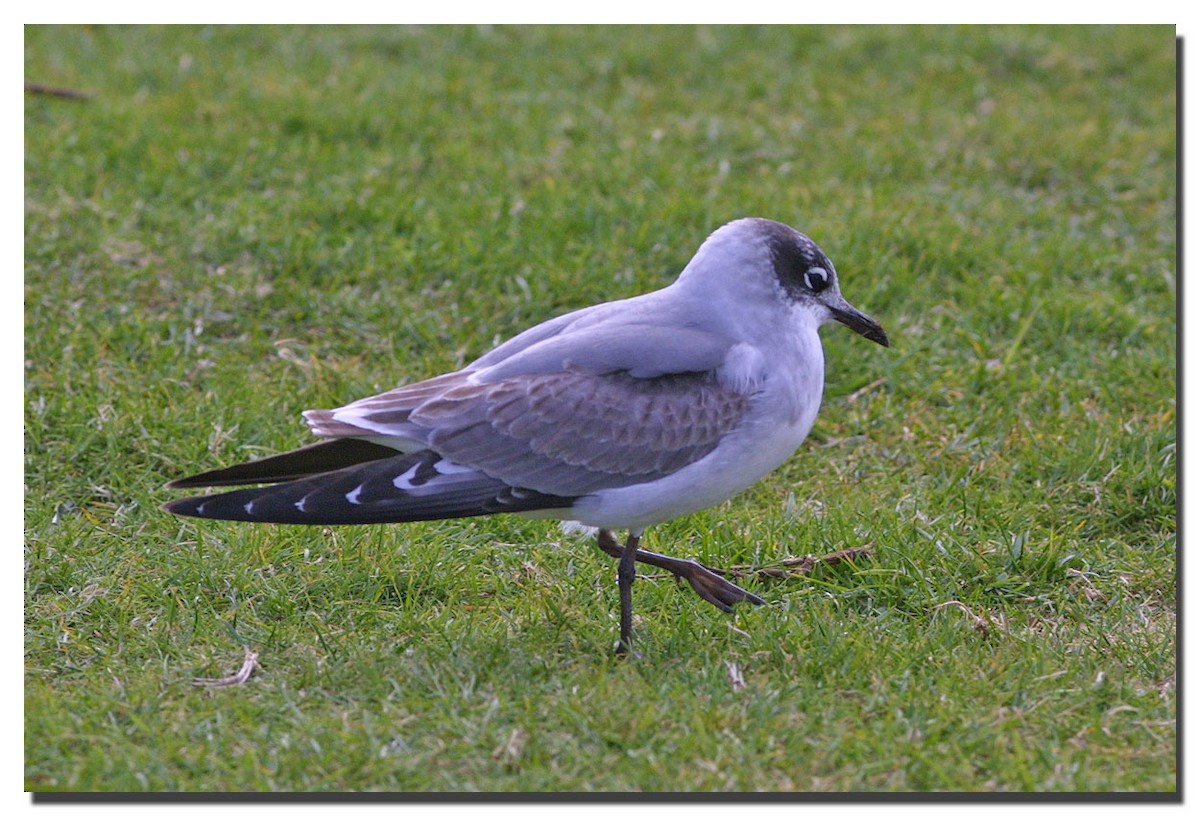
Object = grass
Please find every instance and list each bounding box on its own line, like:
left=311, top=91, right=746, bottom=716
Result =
left=24, top=25, right=1176, bottom=794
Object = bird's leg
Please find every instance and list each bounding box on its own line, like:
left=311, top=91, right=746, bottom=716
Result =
left=596, top=529, right=765, bottom=614
left=615, top=530, right=641, bottom=657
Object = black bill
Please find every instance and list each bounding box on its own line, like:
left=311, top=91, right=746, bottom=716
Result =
left=831, top=303, right=889, bottom=347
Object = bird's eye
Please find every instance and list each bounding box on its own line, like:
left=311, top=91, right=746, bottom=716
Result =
left=804, top=267, right=831, bottom=292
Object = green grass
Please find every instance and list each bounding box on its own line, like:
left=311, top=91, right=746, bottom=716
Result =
left=24, top=25, right=1175, bottom=794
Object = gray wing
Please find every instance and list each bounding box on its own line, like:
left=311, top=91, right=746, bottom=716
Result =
left=302, top=318, right=749, bottom=496
left=406, top=368, right=748, bottom=495
left=303, top=371, right=471, bottom=442
left=302, top=321, right=733, bottom=439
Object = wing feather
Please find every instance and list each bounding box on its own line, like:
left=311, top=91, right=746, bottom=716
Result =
left=258, top=326, right=749, bottom=501
left=408, top=369, right=748, bottom=495
left=165, top=438, right=401, bottom=488
left=164, top=449, right=574, bottom=524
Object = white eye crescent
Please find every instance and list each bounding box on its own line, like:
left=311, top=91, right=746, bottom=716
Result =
left=804, top=267, right=830, bottom=292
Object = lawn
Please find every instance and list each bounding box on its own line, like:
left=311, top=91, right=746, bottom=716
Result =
left=24, top=25, right=1176, bottom=794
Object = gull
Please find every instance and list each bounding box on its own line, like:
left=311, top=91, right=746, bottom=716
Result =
left=164, top=218, right=888, bottom=654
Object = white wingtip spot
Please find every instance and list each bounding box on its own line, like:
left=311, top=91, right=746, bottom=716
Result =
left=346, top=484, right=364, bottom=505
left=392, top=462, right=422, bottom=490
left=433, top=459, right=475, bottom=476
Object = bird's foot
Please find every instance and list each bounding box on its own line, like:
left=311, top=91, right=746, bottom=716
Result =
left=670, top=560, right=765, bottom=613
left=595, top=529, right=764, bottom=613
left=613, top=640, right=644, bottom=660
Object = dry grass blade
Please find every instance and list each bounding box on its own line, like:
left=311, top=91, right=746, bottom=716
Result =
left=710, top=544, right=874, bottom=581
left=726, top=661, right=746, bottom=691
left=25, top=81, right=92, bottom=100
left=192, top=647, right=260, bottom=688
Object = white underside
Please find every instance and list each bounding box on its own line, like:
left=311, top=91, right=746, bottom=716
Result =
left=556, top=406, right=817, bottom=530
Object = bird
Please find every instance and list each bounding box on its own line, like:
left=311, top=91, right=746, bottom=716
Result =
left=164, top=217, right=889, bottom=654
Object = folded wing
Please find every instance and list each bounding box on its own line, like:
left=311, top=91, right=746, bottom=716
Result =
left=409, top=368, right=748, bottom=495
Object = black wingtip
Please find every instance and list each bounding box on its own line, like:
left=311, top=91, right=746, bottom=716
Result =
left=161, top=496, right=206, bottom=518
left=161, top=488, right=271, bottom=523
left=160, top=448, right=581, bottom=526
left=164, top=439, right=404, bottom=489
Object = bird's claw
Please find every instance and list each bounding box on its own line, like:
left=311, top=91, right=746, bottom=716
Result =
left=678, top=562, right=765, bottom=613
